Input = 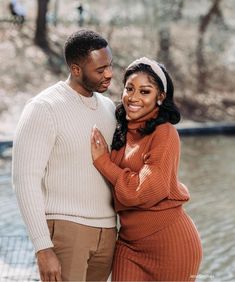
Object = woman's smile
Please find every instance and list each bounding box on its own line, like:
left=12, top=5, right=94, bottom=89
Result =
left=127, top=104, right=143, bottom=112
left=122, top=72, right=159, bottom=121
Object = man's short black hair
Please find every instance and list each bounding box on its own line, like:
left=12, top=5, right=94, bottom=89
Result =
left=64, top=29, right=108, bottom=66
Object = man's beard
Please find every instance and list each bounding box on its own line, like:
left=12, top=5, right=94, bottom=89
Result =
left=82, top=73, right=99, bottom=93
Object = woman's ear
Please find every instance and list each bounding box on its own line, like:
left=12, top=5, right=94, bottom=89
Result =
left=159, top=92, right=166, bottom=102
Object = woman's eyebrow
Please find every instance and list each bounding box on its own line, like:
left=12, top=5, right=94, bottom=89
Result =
left=139, top=84, right=154, bottom=88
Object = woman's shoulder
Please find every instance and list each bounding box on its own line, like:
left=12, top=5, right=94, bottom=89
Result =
left=155, top=122, right=178, bottom=134
left=152, top=122, right=179, bottom=142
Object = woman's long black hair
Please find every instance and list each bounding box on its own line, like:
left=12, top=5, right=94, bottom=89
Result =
left=111, top=63, right=181, bottom=150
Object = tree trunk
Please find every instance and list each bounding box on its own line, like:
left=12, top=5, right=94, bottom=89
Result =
left=173, top=0, right=185, bottom=21
left=157, top=27, right=172, bottom=69
left=156, top=1, right=185, bottom=80
left=34, top=0, right=50, bottom=48
left=196, top=0, right=223, bottom=93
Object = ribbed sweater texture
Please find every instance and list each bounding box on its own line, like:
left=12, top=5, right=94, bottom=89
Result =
left=93, top=108, right=190, bottom=241
left=12, top=81, right=116, bottom=252
left=94, top=109, right=202, bottom=280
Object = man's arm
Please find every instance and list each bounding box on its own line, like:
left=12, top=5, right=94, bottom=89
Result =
left=12, top=100, right=62, bottom=280
left=12, top=100, right=55, bottom=251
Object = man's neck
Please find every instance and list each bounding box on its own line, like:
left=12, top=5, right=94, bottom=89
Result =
left=66, top=75, right=93, bottom=97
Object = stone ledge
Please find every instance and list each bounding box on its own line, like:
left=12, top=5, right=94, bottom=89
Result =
left=1, top=122, right=235, bottom=153
left=176, top=121, right=235, bottom=136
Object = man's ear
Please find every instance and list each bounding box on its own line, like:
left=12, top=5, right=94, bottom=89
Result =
left=71, top=64, right=80, bottom=76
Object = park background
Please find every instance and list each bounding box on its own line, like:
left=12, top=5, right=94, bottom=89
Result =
left=0, top=0, right=235, bottom=281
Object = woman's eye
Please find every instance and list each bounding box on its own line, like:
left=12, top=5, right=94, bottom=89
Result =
left=141, top=90, right=150, bottom=94
left=125, top=87, right=133, bottom=92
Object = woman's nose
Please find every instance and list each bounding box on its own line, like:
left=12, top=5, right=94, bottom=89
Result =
left=128, top=91, right=139, bottom=101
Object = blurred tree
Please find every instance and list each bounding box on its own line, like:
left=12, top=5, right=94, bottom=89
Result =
left=156, top=0, right=185, bottom=81
left=172, top=0, right=185, bottom=21
left=53, top=0, right=59, bottom=27
left=196, top=0, right=224, bottom=93
left=35, top=0, right=50, bottom=48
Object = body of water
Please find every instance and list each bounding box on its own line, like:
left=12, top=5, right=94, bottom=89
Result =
left=180, top=135, right=235, bottom=282
left=0, top=135, right=234, bottom=281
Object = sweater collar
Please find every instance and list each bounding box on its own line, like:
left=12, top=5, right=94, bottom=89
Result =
left=127, top=108, right=159, bottom=130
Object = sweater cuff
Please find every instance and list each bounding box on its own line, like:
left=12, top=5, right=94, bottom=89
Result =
left=33, top=235, right=54, bottom=253
left=93, top=153, right=123, bottom=185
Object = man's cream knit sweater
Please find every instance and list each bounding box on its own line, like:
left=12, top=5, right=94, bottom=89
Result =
left=12, top=81, right=116, bottom=252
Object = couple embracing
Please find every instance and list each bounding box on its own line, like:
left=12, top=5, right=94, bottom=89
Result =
left=12, top=29, right=202, bottom=282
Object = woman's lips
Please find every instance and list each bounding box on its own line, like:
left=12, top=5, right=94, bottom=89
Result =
left=127, top=104, right=142, bottom=112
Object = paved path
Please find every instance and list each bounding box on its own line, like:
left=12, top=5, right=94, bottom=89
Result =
left=0, top=158, right=39, bottom=281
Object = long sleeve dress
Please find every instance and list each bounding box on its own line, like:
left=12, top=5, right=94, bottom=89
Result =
left=94, top=108, right=202, bottom=281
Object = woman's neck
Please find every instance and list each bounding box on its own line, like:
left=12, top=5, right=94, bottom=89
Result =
left=127, top=108, right=159, bottom=130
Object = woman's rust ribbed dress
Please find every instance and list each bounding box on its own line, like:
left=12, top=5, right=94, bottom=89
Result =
left=94, top=109, right=203, bottom=281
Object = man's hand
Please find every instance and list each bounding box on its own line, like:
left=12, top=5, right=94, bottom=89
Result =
left=91, top=125, right=109, bottom=161
left=36, top=248, right=62, bottom=281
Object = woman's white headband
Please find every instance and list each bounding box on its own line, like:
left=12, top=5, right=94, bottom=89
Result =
left=127, top=57, right=167, bottom=92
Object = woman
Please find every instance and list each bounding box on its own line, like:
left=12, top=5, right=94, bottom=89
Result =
left=91, top=57, right=202, bottom=281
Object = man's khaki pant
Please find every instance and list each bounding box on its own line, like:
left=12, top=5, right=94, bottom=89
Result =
left=47, top=220, right=117, bottom=281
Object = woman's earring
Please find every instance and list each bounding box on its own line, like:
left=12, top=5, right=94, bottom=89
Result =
left=157, top=100, right=162, bottom=106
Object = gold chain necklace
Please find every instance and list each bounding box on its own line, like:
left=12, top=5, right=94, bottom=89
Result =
left=78, top=93, right=98, bottom=110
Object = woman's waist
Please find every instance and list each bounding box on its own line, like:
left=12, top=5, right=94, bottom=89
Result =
left=118, top=205, right=184, bottom=241
left=115, top=197, right=187, bottom=212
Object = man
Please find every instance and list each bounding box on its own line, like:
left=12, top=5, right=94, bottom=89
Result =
left=9, top=0, right=26, bottom=25
left=12, top=29, right=116, bottom=281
